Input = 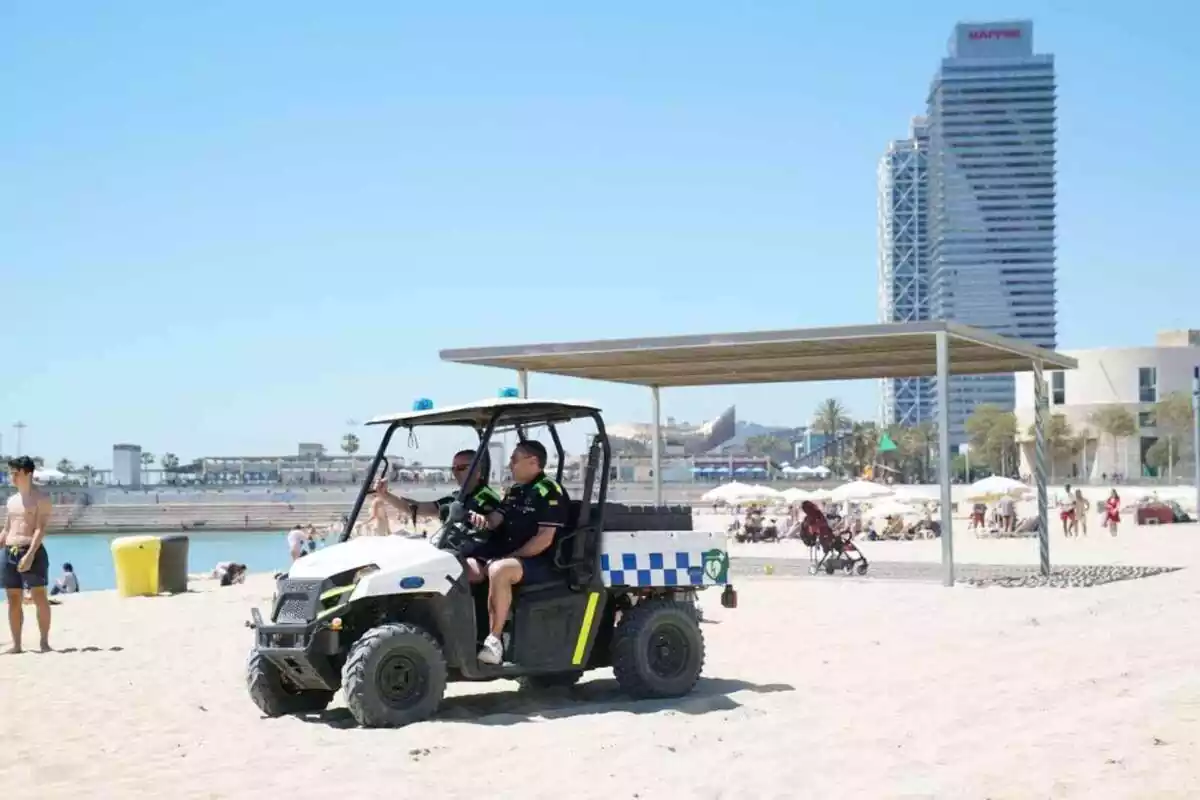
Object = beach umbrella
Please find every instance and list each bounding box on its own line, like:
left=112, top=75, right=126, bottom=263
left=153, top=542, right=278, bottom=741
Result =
left=863, top=498, right=918, bottom=522
left=830, top=479, right=894, bottom=503
left=743, top=484, right=782, bottom=502
left=780, top=487, right=810, bottom=505
left=700, top=482, right=748, bottom=503
left=967, top=476, right=1030, bottom=501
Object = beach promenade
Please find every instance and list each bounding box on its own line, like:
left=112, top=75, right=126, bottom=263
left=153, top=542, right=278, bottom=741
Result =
left=2, top=517, right=1197, bottom=798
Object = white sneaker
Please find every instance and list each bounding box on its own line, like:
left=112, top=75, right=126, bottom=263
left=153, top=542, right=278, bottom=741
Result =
left=477, top=634, right=504, bottom=665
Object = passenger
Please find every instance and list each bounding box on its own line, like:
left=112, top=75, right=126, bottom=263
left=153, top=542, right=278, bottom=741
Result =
left=375, top=449, right=502, bottom=560
left=468, top=441, right=569, bottom=665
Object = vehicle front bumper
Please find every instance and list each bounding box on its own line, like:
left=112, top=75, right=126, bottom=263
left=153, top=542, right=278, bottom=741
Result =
left=250, top=578, right=346, bottom=691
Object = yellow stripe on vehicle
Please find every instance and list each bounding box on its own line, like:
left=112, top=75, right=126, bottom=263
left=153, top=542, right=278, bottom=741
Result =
left=571, top=592, right=601, bottom=666
left=319, top=585, right=355, bottom=602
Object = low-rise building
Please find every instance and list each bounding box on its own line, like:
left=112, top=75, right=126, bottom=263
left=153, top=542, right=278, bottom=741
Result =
left=1014, top=331, right=1199, bottom=481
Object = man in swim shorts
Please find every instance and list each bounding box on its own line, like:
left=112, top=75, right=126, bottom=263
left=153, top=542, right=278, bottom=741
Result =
left=1, top=457, right=54, bottom=653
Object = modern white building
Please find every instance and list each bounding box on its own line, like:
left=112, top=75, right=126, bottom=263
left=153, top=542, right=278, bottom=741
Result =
left=1014, top=331, right=1200, bottom=481
left=878, top=117, right=935, bottom=427
left=926, top=20, right=1058, bottom=445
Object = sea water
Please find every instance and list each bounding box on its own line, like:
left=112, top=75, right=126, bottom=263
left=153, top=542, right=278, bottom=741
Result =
left=32, top=530, right=298, bottom=592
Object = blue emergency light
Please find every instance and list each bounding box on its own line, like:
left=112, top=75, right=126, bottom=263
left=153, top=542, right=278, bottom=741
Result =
left=498, top=387, right=520, bottom=398
left=412, top=398, right=434, bottom=411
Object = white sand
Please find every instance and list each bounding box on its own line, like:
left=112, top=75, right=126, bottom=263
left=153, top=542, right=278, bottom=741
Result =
left=3, top=526, right=1200, bottom=799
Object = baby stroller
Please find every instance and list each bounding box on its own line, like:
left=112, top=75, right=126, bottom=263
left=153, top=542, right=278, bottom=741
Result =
left=799, top=501, right=869, bottom=576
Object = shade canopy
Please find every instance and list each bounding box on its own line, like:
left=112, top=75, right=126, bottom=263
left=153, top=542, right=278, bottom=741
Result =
left=440, top=321, right=1077, bottom=387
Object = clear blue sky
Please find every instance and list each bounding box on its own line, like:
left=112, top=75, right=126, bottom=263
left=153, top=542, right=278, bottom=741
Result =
left=2, top=1, right=1197, bottom=467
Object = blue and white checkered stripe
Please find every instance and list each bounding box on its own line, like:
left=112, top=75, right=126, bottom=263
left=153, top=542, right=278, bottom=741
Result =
left=600, top=551, right=710, bottom=588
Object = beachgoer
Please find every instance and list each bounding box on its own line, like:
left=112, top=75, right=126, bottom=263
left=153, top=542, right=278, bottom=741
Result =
left=467, top=441, right=569, bottom=665
left=50, top=563, right=79, bottom=596
left=1059, top=484, right=1075, bottom=537
left=997, top=495, right=1016, bottom=533
left=286, top=524, right=306, bottom=561
left=221, top=563, right=247, bottom=586
left=1, top=456, right=54, bottom=653
left=1073, top=489, right=1090, bottom=536
left=1104, top=490, right=1121, bottom=536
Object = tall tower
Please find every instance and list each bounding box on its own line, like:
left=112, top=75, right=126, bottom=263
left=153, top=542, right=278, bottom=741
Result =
left=878, top=117, right=933, bottom=427
left=927, top=20, right=1057, bottom=445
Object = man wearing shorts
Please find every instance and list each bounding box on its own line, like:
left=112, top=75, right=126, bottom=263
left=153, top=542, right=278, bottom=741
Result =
left=468, top=441, right=569, bottom=665
left=2, top=457, right=54, bottom=653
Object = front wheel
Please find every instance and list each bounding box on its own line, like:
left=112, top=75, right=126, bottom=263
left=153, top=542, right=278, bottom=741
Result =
left=342, top=623, right=447, bottom=728
left=612, top=598, right=705, bottom=699
left=246, top=650, right=334, bottom=717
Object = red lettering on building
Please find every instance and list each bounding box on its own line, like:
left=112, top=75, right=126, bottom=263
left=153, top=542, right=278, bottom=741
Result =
left=968, top=28, right=1022, bottom=40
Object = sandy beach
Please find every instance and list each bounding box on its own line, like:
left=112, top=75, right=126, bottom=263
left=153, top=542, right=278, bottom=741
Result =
left=3, top=520, right=1199, bottom=799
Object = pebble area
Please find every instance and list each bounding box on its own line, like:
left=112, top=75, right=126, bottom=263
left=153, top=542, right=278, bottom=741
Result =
left=962, top=565, right=1182, bottom=589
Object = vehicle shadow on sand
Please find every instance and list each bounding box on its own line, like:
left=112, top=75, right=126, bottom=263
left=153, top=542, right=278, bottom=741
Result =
left=301, top=677, right=794, bottom=729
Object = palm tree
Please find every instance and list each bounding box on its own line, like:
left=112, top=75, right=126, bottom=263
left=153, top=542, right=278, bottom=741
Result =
left=141, top=451, right=155, bottom=484
left=812, top=398, right=849, bottom=473
left=342, top=433, right=361, bottom=481
left=847, top=421, right=878, bottom=477
left=56, top=458, right=75, bottom=476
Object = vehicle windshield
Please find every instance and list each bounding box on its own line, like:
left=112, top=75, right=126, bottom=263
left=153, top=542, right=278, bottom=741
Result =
left=343, top=413, right=589, bottom=541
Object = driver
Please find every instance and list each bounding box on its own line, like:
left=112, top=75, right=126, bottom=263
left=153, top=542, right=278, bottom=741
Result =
left=467, top=440, right=569, bottom=665
left=375, top=449, right=502, bottom=563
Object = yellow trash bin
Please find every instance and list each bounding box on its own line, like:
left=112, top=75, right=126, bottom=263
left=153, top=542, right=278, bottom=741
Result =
left=111, top=535, right=162, bottom=598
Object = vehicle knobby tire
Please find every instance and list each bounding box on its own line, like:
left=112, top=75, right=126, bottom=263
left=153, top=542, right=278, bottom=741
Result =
left=342, top=622, right=447, bottom=728
left=517, top=671, right=584, bottom=692
left=611, top=598, right=705, bottom=699
left=246, top=649, right=334, bottom=717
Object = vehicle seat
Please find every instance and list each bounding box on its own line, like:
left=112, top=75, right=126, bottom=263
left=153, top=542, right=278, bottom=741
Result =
left=549, top=437, right=603, bottom=589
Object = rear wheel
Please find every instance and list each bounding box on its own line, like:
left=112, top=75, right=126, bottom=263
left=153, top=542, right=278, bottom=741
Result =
left=245, top=650, right=334, bottom=717
left=342, top=623, right=447, bottom=728
left=612, top=598, right=704, bottom=699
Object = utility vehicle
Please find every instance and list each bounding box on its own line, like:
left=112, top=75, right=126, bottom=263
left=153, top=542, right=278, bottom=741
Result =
left=246, top=398, right=736, bottom=728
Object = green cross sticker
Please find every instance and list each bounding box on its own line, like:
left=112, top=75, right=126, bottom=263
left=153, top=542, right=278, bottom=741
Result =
left=702, top=549, right=729, bottom=584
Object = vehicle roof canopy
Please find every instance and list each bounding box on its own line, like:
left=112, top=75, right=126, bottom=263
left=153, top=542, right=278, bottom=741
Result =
left=366, top=397, right=601, bottom=430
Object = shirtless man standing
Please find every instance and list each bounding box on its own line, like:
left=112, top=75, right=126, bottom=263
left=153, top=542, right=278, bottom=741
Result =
left=1, top=457, right=53, bottom=653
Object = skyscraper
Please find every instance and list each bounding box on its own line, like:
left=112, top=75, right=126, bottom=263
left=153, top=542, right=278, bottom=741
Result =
left=877, top=117, right=934, bottom=427
left=926, top=20, right=1057, bottom=445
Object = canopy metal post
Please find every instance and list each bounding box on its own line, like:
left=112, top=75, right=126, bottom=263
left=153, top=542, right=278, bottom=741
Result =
left=1033, top=360, right=1051, bottom=577
left=517, top=369, right=528, bottom=398
left=1192, top=366, right=1199, bottom=519
left=935, top=331, right=954, bottom=587
left=651, top=385, right=662, bottom=506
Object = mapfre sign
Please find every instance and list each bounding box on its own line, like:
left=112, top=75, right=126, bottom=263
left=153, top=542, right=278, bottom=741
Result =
left=968, top=28, right=1022, bottom=40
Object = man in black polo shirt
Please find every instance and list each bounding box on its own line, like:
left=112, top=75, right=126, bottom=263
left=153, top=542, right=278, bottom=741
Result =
left=375, top=449, right=502, bottom=580
left=468, top=440, right=569, bottom=664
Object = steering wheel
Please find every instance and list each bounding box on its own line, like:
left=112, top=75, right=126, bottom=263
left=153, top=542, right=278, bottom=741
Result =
left=431, top=499, right=489, bottom=557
